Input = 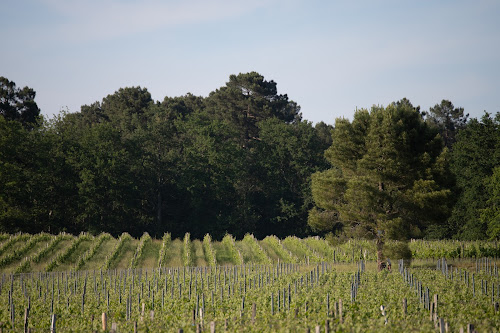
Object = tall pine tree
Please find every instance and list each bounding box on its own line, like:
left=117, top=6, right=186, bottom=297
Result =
left=309, top=99, right=453, bottom=269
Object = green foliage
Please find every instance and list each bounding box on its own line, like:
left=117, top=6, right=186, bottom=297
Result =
left=207, top=72, right=301, bottom=146
left=0, top=76, right=40, bottom=128
left=0, top=232, right=50, bottom=268
left=282, top=236, right=322, bottom=263
left=407, top=239, right=500, bottom=258
left=1, top=232, right=500, bottom=275
left=102, top=232, right=132, bottom=270
left=182, top=232, right=192, bottom=267
left=303, top=237, right=336, bottom=261
left=74, top=232, right=111, bottom=270
left=73, top=122, right=144, bottom=235
left=46, top=232, right=92, bottom=272
left=481, top=166, right=500, bottom=239
left=221, top=234, right=243, bottom=265
left=309, top=100, right=453, bottom=260
left=0, top=73, right=338, bottom=239
left=449, top=112, right=500, bottom=239
left=406, top=266, right=500, bottom=331
left=32, top=233, right=72, bottom=264
left=384, top=241, right=412, bottom=264
left=1, top=72, right=498, bottom=243
left=0, top=233, right=30, bottom=257
left=242, top=234, right=272, bottom=264
left=0, top=119, right=34, bottom=231
left=424, top=99, right=468, bottom=149
left=2, top=254, right=499, bottom=331
left=251, top=118, right=330, bottom=237
left=261, top=235, right=297, bottom=263
left=203, top=233, right=217, bottom=267
left=129, top=232, right=151, bottom=269
left=158, top=232, right=171, bottom=268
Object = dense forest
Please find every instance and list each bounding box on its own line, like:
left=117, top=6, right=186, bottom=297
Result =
left=1, top=73, right=499, bottom=241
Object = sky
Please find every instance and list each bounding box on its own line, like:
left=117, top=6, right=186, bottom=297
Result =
left=2, top=0, right=499, bottom=124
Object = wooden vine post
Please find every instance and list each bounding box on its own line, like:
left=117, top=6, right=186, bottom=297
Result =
left=339, top=299, right=343, bottom=324
left=102, top=312, right=107, bottom=331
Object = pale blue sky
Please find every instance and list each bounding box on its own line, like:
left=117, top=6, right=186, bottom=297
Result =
left=2, top=0, right=499, bottom=124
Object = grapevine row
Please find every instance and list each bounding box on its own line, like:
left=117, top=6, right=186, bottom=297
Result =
left=157, top=233, right=171, bottom=268
left=102, top=232, right=132, bottom=270
left=74, top=232, right=112, bottom=270
left=203, top=233, right=217, bottom=267
left=45, top=232, right=93, bottom=271
left=129, top=232, right=151, bottom=269
left=0, top=232, right=51, bottom=268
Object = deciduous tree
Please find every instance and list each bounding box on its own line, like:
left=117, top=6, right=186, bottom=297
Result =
left=449, top=112, right=500, bottom=239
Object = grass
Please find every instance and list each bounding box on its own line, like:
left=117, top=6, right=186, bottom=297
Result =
left=235, top=240, right=261, bottom=263
left=31, top=238, right=72, bottom=271
left=282, top=237, right=308, bottom=261
left=111, top=238, right=138, bottom=270
left=213, top=241, right=237, bottom=265
left=0, top=234, right=30, bottom=260
left=57, top=239, right=92, bottom=271
left=0, top=233, right=499, bottom=274
left=136, top=239, right=160, bottom=268
left=81, top=237, right=117, bottom=270
left=259, top=239, right=284, bottom=262
left=303, top=237, right=334, bottom=261
left=192, top=240, right=207, bottom=266
left=3, top=238, right=26, bottom=257
left=2, top=237, right=52, bottom=272
left=164, top=239, right=183, bottom=267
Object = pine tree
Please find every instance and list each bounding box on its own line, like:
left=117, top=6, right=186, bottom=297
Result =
left=309, top=99, right=452, bottom=269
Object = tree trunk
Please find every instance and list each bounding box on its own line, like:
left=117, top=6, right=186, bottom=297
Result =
left=157, top=191, right=162, bottom=226
left=376, top=237, right=384, bottom=271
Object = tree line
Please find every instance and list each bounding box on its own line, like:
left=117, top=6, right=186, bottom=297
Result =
left=0, top=73, right=499, bottom=241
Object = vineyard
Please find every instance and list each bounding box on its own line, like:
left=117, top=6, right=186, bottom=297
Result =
left=0, top=233, right=498, bottom=331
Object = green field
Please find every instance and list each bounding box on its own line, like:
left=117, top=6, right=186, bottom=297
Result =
left=0, top=233, right=499, bottom=332
left=0, top=232, right=499, bottom=274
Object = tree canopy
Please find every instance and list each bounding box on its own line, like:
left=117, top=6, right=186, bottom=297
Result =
left=308, top=100, right=454, bottom=267
left=0, top=76, right=40, bottom=128
left=1, top=73, right=499, bottom=243
left=424, top=99, right=469, bottom=149
left=0, top=73, right=327, bottom=239
left=449, top=112, right=500, bottom=239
